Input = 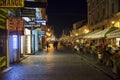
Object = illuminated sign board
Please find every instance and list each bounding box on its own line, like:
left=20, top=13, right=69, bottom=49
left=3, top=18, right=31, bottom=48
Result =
left=0, top=0, right=24, bottom=7
left=24, top=21, right=40, bottom=28
left=36, top=19, right=47, bottom=26
left=38, top=31, right=45, bottom=35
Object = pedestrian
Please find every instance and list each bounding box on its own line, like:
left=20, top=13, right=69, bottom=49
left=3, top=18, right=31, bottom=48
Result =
left=55, top=40, right=58, bottom=49
left=53, top=40, right=58, bottom=49
left=46, top=41, right=50, bottom=50
left=53, top=41, right=56, bottom=49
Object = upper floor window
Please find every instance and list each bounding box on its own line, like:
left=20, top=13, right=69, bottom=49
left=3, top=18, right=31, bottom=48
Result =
left=112, top=3, right=115, bottom=13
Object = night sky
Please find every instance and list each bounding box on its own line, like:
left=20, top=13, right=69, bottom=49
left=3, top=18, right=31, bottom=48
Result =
left=47, top=0, right=87, bottom=38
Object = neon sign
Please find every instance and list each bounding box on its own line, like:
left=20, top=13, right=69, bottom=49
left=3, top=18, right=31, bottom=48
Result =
left=0, top=0, right=24, bottom=7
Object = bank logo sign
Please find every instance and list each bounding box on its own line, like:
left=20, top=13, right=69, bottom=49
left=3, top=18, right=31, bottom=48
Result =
left=0, top=0, right=24, bottom=7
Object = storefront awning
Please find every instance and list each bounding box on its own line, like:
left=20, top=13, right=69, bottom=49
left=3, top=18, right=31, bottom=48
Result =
left=83, top=30, right=101, bottom=38
left=106, top=28, right=120, bottom=38
left=89, top=27, right=118, bottom=39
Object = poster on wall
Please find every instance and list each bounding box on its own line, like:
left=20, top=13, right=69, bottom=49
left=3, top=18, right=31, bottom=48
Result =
left=7, top=18, right=24, bottom=35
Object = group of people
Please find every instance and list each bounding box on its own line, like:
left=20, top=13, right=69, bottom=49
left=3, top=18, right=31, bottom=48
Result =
left=46, top=40, right=58, bottom=50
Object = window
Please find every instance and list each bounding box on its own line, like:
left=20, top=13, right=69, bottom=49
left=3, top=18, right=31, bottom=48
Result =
left=103, top=8, right=105, bottom=18
left=112, top=3, right=115, bottom=13
left=102, top=26, right=104, bottom=30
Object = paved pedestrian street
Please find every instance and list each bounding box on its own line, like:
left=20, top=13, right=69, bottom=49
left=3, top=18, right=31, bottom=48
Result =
left=0, top=46, right=112, bottom=80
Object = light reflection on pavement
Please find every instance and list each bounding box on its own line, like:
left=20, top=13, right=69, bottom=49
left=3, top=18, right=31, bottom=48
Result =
left=0, top=44, right=113, bottom=80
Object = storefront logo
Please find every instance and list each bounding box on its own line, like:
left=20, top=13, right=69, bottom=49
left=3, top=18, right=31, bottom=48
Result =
left=0, top=0, right=24, bottom=7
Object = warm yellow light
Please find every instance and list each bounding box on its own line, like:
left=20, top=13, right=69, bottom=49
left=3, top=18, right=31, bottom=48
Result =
left=76, top=39, right=79, bottom=43
left=115, top=22, right=120, bottom=28
left=46, top=32, right=51, bottom=37
left=112, top=21, right=115, bottom=24
left=118, top=22, right=120, bottom=28
left=48, top=28, right=50, bottom=31
left=48, top=34, right=51, bottom=37
left=75, top=33, right=78, bottom=36
left=84, top=29, right=89, bottom=34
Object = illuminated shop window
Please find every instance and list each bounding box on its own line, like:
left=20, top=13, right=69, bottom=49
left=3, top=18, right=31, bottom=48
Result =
left=13, top=35, right=17, bottom=49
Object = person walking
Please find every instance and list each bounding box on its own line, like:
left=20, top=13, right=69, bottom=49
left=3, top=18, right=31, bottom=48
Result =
left=53, top=40, right=58, bottom=50
left=55, top=40, right=58, bottom=49
left=53, top=41, right=56, bottom=49
left=46, top=41, right=50, bottom=50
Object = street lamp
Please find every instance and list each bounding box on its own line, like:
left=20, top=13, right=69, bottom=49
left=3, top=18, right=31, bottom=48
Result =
left=47, top=28, right=50, bottom=32
left=112, top=21, right=115, bottom=27
left=112, top=21, right=115, bottom=24
left=75, top=33, right=78, bottom=36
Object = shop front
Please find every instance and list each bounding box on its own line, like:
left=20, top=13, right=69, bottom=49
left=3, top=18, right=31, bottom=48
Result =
left=22, top=28, right=35, bottom=55
left=8, top=35, right=20, bottom=63
left=106, top=28, right=120, bottom=47
left=21, top=28, right=46, bottom=54
left=7, top=18, right=24, bottom=63
left=38, top=30, right=45, bottom=50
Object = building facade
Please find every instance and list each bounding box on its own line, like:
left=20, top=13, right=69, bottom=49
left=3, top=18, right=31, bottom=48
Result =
left=0, top=0, right=48, bottom=72
left=87, top=0, right=120, bottom=31
left=70, top=20, right=89, bottom=37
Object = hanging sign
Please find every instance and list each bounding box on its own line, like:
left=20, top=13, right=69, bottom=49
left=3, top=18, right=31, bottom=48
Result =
left=7, top=18, right=24, bottom=35
left=20, top=8, right=36, bottom=17
left=0, top=0, right=24, bottom=7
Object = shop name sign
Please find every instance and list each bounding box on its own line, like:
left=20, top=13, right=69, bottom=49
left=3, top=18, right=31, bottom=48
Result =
left=24, top=21, right=41, bottom=28
left=0, top=0, right=24, bottom=7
